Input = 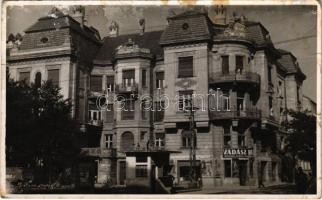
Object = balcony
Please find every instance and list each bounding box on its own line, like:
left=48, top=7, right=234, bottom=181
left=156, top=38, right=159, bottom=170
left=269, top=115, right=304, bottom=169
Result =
left=209, top=71, right=260, bottom=86
left=88, top=119, right=103, bottom=127
left=209, top=108, right=261, bottom=121
left=115, top=83, right=138, bottom=94
left=81, top=147, right=116, bottom=157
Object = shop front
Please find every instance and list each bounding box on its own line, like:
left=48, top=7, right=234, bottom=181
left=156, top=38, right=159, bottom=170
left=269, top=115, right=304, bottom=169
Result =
left=222, top=147, right=255, bottom=186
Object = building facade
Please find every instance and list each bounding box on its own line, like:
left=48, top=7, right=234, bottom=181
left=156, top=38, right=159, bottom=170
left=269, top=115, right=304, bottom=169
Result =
left=7, top=6, right=308, bottom=188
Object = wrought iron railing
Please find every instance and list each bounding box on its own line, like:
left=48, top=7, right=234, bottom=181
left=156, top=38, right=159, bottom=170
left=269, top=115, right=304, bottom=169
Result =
left=209, top=71, right=260, bottom=85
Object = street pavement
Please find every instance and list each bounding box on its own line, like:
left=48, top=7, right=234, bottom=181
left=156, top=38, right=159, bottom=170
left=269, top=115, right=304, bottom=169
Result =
left=175, top=184, right=298, bottom=194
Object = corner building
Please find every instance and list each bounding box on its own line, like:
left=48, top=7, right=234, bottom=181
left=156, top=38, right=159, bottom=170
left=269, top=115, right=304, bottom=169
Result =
left=7, top=7, right=307, bottom=188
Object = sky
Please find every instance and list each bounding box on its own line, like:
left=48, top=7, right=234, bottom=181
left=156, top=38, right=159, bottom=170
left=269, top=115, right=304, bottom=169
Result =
left=6, top=5, right=317, bottom=101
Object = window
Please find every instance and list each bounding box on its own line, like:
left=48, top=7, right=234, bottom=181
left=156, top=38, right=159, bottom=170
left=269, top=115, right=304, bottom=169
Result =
left=269, top=96, right=273, bottom=116
left=140, top=131, right=146, bottom=142
left=268, top=65, right=272, bottom=84
left=121, top=99, right=135, bottom=120
left=222, top=91, right=230, bottom=111
left=237, top=92, right=244, bottom=111
left=155, top=133, right=165, bottom=147
left=19, top=71, right=30, bottom=84
left=154, top=101, right=165, bottom=122
left=89, top=110, right=102, bottom=121
left=178, top=56, right=193, bottom=78
left=90, top=75, right=102, bottom=92
left=142, top=69, right=147, bottom=87
left=179, top=90, right=193, bottom=111
left=223, top=126, right=231, bottom=147
left=40, top=37, right=49, bottom=43
left=106, top=76, right=114, bottom=92
left=35, top=72, right=42, bottom=88
left=105, top=135, right=113, bottom=148
left=238, top=131, right=245, bottom=147
left=136, top=165, right=148, bottom=177
left=48, top=69, right=59, bottom=86
left=221, top=55, right=229, bottom=74
left=105, top=104, right=114, bottom=123
left=141, top=100, right=148, bottom=120
left=236, top=55, right=244, bottom=74
left=123, top=70, right=135, bottom=87
left=224, top=160, right=232, bottom=177
left=136, top=156, right=147, bottom=163
left=297, top=85, right=301, bottom=104
left=156, top=72, right=164, bottom=89
left=182, top=130, right=196, bottom=148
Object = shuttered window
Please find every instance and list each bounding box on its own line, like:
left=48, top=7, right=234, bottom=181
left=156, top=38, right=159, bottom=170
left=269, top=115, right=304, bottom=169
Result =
left=90, top=75, right=102, bottom=92
left=178, top=56, right=193, bottom=78
left=121, top=99, right=135, bottom=120
left=47, top=69, right=59, bottom=86
left=19, top=72, right=30, bottom=84
left=105, top=104, right=114, bottom=123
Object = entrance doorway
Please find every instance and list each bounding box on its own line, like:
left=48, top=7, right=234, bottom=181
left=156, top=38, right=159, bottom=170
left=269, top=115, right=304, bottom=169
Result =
left=238, top=160, right=247, bottom=186
left=119, top=161, right=126, bottom=185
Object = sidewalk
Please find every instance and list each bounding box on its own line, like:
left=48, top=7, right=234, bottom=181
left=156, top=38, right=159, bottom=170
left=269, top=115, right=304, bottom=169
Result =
left=175, top=183, right=296, bottom=194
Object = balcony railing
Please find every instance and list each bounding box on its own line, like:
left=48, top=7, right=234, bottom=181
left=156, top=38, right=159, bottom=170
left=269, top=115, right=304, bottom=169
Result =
left=210, top=108, right=261, bottom=120
left=115, top=83, right=138, bottom=94
left=209, top=71, right=260, bottom=85
left=81, top=147, right=116, bottom=157
left=88, top=120, right=103, bottom=126
left=127, top=145, right=166, bottom=152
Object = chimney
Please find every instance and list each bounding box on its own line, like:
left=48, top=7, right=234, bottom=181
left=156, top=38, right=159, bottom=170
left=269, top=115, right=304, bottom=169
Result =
left=72, top=6, right=85, bottom=28
left=139, top=18, right=145, bottom=35
left=212, top=5, right=227, bottom=25
left=109, top=21, right=119, bottom=37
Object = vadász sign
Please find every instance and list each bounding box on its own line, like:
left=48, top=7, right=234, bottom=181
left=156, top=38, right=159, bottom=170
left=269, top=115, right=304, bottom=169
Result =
left=223, top=148, right=253, bottom=158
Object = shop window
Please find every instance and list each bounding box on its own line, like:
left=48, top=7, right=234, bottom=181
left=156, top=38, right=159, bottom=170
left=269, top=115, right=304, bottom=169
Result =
left=224, top=160, right=232, bottom=177
left=179, top=90, right=193, bottom=111
left=178, top=56, right=193, bottom=78
left=221, top=55, right=229, bottom=74
left=19, top=71, right=30, bottom=84
left=135, top=165, right=148, bottom=177
left=156, top=72, right=164, bottom=89
left=223, top=126, right=231, bottom=147
left=90, top=75, right=102, bottom=92
left=236, top=55, right=244, bottom=74
left=105, top=134, right=113, bottom=149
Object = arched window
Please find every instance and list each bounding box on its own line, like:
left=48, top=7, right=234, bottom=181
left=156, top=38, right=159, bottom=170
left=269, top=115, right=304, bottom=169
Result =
left=121, top=132, right=134, bottom=152
left=35, top=72, right=42, bottom=88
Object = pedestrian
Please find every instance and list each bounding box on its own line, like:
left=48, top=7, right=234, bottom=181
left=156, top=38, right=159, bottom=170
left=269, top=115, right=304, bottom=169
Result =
left=295, top=167, right=308, bottom=194
left=258, top=173, right=265, bottom=188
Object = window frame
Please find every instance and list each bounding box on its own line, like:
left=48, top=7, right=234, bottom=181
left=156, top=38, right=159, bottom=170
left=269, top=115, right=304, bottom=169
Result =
left=178, top=56, right=194, bottom=78
left=105, top=134, right=113, bottom=149
left=221, top=55, right=229, bottom=75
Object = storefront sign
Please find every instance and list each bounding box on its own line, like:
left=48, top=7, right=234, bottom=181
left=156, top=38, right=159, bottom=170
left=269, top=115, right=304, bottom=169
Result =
left=223, top=148, right=253, bottom=158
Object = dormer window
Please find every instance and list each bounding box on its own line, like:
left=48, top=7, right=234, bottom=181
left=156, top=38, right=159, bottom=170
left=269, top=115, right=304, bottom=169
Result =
left=40, top=37, right=49, bottom=43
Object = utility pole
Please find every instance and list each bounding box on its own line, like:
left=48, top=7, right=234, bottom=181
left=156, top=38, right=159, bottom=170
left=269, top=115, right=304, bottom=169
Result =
left=186, top=98, right=198, bottom=187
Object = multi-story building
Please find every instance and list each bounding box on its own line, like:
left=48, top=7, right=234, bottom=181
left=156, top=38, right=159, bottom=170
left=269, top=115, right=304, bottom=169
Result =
left=7, top=6, right=308, bottom=188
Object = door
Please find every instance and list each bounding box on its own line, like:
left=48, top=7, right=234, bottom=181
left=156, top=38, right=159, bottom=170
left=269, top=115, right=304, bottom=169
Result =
left=119, top=161, right=126, bottom=185
left=239, top=160, right=247, bottom=186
